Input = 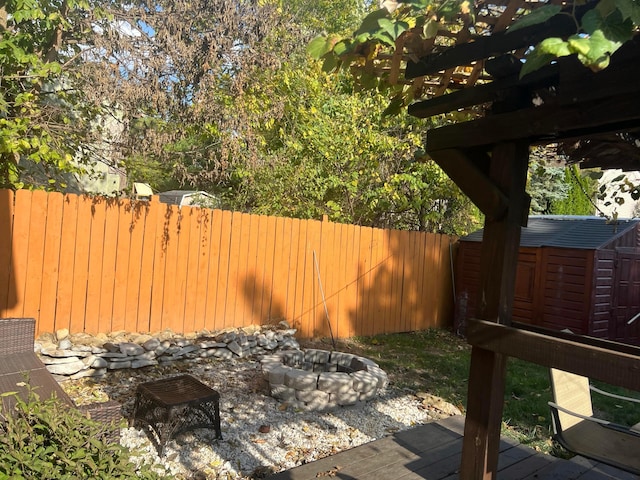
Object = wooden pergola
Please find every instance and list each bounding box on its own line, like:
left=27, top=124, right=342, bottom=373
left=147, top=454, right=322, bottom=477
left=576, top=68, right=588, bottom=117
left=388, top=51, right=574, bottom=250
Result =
left=386, top=2, right=640, bottom=479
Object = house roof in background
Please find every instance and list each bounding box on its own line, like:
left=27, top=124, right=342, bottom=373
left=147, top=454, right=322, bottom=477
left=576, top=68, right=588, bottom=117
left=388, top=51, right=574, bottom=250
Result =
left=462, top=216, right=640, bottom=250
left=157, top=190, right=216, bottom=206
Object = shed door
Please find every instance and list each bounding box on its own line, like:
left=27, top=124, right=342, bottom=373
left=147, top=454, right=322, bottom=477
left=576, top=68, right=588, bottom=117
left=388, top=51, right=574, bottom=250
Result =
left=613, top=249, right=640, bottom=345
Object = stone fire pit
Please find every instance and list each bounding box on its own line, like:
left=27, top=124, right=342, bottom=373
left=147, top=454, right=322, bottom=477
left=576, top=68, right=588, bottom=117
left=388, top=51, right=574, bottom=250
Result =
left=260, top=349, right=388, bottom=411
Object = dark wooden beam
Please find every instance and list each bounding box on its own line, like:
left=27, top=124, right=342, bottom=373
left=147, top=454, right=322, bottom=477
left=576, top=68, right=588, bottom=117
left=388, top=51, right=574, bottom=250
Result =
left=408, top=62, right=557, bottom=118
left=428, top=148, right=508, bottom=220
left=468, top=319, right=640, bottom=391
left=475, top=142, right=529, bottom=325
left=405, top=5, right=584, bottom=79
left=460, top=142, right=530, bottom=480
left=426, top=92, right=640, bottom=154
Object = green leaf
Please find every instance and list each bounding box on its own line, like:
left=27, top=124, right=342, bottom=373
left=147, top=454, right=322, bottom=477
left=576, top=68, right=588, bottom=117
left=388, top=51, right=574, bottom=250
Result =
left=538, top=37, right=573, bottom=57
left=616, top=0, right=640, bottom=23
left=307, top=35, right=339, bottom=59
left=382, top=95, right=404, bottom=117
left=567, top=36, right=592, bottom=56
left=582, top=7, right=633, bottom=42
left=372, top=31, right=396, bottom=46
left=377, top=19, right=409, bottom=41
left=333, top=40, right=350, bottom=57
left=423, top=19, right=439, bottom=39
left=322, top=53, right=339, bottom=73
left=520, top=49, right=558, bottom=78
left=507, top=5, right=562, bottom=33
left=354, top=9, right=390, bottom=37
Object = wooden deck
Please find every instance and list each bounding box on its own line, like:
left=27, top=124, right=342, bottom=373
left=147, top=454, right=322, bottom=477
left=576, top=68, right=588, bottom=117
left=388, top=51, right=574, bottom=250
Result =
left=268, top=416, right=636, bottom=479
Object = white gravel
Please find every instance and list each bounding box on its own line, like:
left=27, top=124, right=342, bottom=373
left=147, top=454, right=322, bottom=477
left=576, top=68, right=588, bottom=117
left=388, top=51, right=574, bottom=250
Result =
left=102, top=357, right=457, bottom=479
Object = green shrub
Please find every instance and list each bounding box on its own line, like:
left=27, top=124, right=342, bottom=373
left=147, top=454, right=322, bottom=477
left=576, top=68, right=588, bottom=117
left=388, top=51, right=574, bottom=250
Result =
left=0, top=389, right=166, bottom=480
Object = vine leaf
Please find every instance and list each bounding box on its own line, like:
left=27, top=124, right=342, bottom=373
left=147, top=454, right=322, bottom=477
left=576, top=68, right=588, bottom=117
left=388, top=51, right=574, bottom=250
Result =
left=507, top=5, right=563, bottom=33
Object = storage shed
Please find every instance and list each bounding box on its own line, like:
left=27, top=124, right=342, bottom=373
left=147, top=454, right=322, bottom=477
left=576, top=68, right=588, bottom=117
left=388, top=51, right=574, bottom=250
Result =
left=455, top=216, right=640, bottom=345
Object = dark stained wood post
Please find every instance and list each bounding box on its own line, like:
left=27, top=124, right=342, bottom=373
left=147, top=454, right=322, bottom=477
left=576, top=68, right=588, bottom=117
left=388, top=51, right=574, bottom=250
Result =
left=459, top=141, right=530, bottom=479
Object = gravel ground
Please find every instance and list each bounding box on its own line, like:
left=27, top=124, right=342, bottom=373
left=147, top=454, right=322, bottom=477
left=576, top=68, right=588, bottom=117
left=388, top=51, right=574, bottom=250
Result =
left=64, top=354, right=460, bottom=480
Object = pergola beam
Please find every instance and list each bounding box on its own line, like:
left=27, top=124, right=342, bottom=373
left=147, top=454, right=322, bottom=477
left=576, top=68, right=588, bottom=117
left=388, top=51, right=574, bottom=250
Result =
left=467, top=319, right=640, bottom=391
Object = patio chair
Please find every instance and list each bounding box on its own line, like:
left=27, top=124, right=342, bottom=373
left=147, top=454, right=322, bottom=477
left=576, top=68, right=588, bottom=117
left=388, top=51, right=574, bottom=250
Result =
left=548, top=368, right=640, bottom=474
left=0, top=318, right=121, bottom=442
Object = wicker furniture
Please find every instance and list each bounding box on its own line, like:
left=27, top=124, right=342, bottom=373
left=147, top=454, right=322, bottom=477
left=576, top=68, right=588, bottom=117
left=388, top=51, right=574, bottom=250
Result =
left=130, top=374, right=222, bottom=456
left=0, top=318, right=121, bottom=443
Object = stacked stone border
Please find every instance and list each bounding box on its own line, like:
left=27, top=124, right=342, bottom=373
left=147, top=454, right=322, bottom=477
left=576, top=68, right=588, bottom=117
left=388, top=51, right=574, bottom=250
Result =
left=35, top=324, right=300, bottom=381
left=260, top=349, right=389, bottom=411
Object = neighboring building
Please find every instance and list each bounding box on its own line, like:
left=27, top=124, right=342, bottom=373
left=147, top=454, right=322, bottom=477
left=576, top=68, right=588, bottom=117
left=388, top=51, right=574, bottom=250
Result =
left=157, top=190, right=219, bottom=208
left=133, top=182, right=153, bottom=201
left=455, top=216, right=640, bottom=345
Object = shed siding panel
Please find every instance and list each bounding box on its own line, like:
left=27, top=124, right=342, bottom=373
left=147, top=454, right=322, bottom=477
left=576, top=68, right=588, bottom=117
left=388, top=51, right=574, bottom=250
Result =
left=539, top=248, right=591, bottom=334
left=591, top=250, right=615, bottom=338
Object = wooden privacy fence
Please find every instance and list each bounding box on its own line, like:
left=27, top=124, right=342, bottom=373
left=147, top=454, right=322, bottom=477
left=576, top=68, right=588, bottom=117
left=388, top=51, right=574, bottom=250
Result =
left=0, top=189, right=456, bottom=338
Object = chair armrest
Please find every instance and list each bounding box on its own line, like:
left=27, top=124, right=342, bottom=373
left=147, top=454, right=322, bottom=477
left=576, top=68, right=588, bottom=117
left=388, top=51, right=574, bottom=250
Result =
left=549, top=401, right=640, bottom=437
left=589, top=385, right=640, bottom=404
left=548, top=401, right=612, bottom=426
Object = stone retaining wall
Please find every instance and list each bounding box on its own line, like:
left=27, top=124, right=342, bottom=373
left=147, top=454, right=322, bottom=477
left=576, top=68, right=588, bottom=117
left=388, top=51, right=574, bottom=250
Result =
left=35, top=323, right=300, bottom=381
left=260, top=349, right=389, bottom=411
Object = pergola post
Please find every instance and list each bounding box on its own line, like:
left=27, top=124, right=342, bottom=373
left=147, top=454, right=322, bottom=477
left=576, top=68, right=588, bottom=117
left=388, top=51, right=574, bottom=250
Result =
left=459, top=141, right=530, bottom=479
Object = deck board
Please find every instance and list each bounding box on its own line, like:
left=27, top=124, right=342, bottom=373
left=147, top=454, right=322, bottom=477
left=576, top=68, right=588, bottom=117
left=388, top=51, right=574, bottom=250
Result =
left=268, top=416, right=634, bottom=480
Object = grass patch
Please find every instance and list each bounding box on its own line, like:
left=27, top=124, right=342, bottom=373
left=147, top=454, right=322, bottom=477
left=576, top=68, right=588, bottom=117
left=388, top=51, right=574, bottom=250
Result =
left=302, top=328, right=640, bottom=457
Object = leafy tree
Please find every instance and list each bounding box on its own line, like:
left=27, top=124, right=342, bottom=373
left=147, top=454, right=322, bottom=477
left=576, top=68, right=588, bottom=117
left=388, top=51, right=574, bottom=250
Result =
left=220, top=55, right=480, bottom=233
left=550, top=165, right=598, bottom=216
left=0, top=0, right=99, bottom=189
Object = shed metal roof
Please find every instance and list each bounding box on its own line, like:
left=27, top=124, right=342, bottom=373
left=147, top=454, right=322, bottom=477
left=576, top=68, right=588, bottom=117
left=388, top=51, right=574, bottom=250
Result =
left=462, top=216, right=640, bottom=250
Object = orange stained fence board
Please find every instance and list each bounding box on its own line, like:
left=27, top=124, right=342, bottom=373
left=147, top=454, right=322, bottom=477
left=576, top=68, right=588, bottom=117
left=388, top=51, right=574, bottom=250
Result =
left=0, top=190, right=14, bottom=316
left=55, top=194, right=79, bottom=331
left=331, top=223, right=349, bottom=338
left=225, top=211, right=244, bottom=328
left=213, top=210, right=233, bottom=329
left=5, top=190, right=32, bottom=319
left=243, top=213, right=260, bottom=326
left=160, top=205, right=182, bottom=331
left=204, top=210, right=223, bottom=329
left=23, top=190, right=47, bottom=322
left=83, top=197, right=107, bottom=334
left=260, top=215, right=278, bottom=324
left=148, top=203, right=168, bottom=331
left=275, top=217, right=293, bottom=323
left=192, top=208, right=212, bottom=332
left=357, top=226, right=373, bottom=337
left=38, top=192, right=64, bottom=334
left=345, top=224, right=360, bottom=339
left=69, top=195, right=93, bottom=334
left=251, top=215, right=269, bottom=326
left=416, top=233, right=431, bottom=327
left=174, top=206, right=194, bottom=333
left=136, top=202, right=157, bottom=333
left=291, top=218, right=308, bottom=332
left=97, top=198, right=120, bottom=333
left=110, top=200, right=133, bottom=332
left=369, top=227, right=386, bottom=335
left=305, top=219, right=322, bottom=338
left=283, top=217, right=298, bottom=326
left=318, top=220, right=335, bottom=339
left=125, top=201, right=149, bottom=332
left=390, top=229, right=406, bottom=333
left=236, top=212, right=254, bottom=327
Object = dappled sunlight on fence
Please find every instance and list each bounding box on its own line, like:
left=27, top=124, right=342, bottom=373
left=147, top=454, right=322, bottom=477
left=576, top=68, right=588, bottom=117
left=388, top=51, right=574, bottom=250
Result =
left=0, top=189, right=456, bottom=337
